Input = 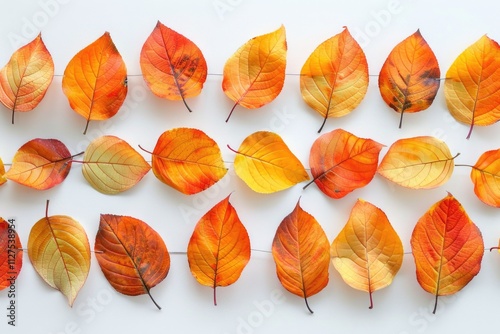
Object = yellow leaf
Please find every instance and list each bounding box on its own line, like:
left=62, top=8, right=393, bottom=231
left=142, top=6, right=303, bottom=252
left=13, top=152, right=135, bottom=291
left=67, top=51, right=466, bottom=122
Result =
left=229, top=131, right=309, bottom=193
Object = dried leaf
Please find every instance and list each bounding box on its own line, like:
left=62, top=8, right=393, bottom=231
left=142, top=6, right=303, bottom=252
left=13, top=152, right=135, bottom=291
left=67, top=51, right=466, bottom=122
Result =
left=410, top=193, right=484, bottom=314
left=140, top=21, right=207, bottom=112
left=331, top=199, right=403, bottom=309
left=300, top=27, right=368, bottom=132
left=150, top=128, right=227, bottom=195
left=0, top=33, right=54, bottom=124
left=0, top=218, right=23, bottom=290
left=223, top=25, right=287, bottom=121
left=377, top=136, right=456, bottom=189
left=229, top=131, right=309, bottom=193
left=272, top=200, right=329, bottom=313
left=95, top=214, right=170, bottom=310
left=0, top=158, right=6, bottom=186
left=28, top=201, right=91, bottom=306
left=82, top=135, right=151, bottom=194
left=306, top=128, right=383, bottom=198
left=187, top=195, right=250, bottom=305
left=469, top=149, right=500, bottom=207
left=5, top=138, right=74, bottom=190
left=444, top=35, right=500, bottom=139
left=62, top=32, right=127, bottom=134
left=379, top=30, right=440, bottom=128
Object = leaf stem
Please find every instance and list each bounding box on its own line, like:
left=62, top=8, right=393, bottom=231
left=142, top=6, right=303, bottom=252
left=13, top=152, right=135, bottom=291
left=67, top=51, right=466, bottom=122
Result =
left=138, top=145, right=154, bottom=155
left=226, top=103, right=238, bottom=122
left=181, top=95, right=193, bottom=113
left=45, top=199, right=50, bottom=218
left=398, top=110, right=404, bottom=129
left=226, top=144, right=239, bottom=154
left=318, top=114, right=328, bottom=133
left=302, top=178, right=316, bottom=190
left=83, top=118, right=91, bottom=135
left=432, top=294, right=439, bottom=314
left=146, top=288, right=161, bottom=310
left=369, top=290, right=373, bottom=309
left=11, top=110, right=15, bottom=125
left=304, top=297, right=314, bottom=314
left=490, top=246, right=499, bottom=252
left=466, top=119, right=474, bottom=140
left=213, top=286, right=217, bottom=306
left=454, top=164, right=474, bottom=168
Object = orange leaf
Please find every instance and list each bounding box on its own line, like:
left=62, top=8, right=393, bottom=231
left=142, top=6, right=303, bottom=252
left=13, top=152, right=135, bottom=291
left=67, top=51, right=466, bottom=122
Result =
left=0, top=218, right=23, bottom=290
left=305, top=128, right=383, bottom=199
left=377, top=136, right=456, bottom=189
left=0, top=157, right=6, bottom=186
left=62, top=32, right=127, bottom=134
left=230, top=131, right=309, bottom=193
left=95, top=214, right=170, bottom=310
left=82, top=135, right=151, bottom=194
left=300, top=27, right=369, bottom=132
left=187, top=195, right=250, bottom=305
left=468, top=149, right=500, bottom=207
left=444, top=35, right=500, bottom=139
left=0, top=33, right=54, bottom=124
left=5, top=138, right=75, bottom=190
left=140, top=21, right=207, bottom=112
left=28, top=201, right=91, bottom=306
left=379, top=30, right=440, bottom=128
left=410, top=193, right=484, bottom=314
left=150, top=128, right=227, bottom=195
left=331, top=199, right=403, bottom=309
left=272, top=200, right=329, bottom=313
left=222, top=25, right=287, bottom=122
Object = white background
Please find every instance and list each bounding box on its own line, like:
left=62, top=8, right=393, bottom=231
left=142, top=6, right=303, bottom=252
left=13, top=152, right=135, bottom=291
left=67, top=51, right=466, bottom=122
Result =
left=1, top=0, right=500, bottom=333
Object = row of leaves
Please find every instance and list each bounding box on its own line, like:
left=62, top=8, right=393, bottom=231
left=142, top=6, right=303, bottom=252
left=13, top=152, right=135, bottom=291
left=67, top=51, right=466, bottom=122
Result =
left=1, top=127, right=499, bottom=207
left=0, top=193, right=488, bottom=314
left=1, top=23, right=499, bottom=137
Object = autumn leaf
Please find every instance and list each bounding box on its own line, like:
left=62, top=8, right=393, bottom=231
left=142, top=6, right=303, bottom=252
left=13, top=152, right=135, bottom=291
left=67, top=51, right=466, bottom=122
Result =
left=95, top=214, right=170, bottom=310
left=223, top=25, right=287, bottom=122
left=410, top=193, right=484, bottom=314
left=378, top=30, right=440, bottom=128
left=147, top=128, right=227, bottom=195
left=228, top=131, right=309, bottom=193
left=377, top=136, right=457, bottom=189
left=0, top=218, right=23, bottom=290
left=0, top=158, right=6, bottom=186
left=0, top=33, right=54, bottom=124
left=272, top=200, right=329, bottom=313
left=305, top=128, right=383, bottom=199
left=444, top=35, right=500, bottom=139
left=28, top=200, right=91, bottom=306
left=5, top=138, right=78, bottom=190
left=62, top=32, right=127, bottom=134
left=81, top=135, right=151, bottom=194
left=300, top=27, right=368, bottom=132
left=464, top=149, right=500, bottom=207
left=331, top=199, right=403, bottom=309
left=187, top=195, right=250, bottom=305
left=140, top=21, right=207, bottom=112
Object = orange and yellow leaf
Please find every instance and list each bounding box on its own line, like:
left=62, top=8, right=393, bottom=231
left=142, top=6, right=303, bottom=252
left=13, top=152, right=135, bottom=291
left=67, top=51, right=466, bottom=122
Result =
left=410, top=193, right=484, bottom=314
left=222, top=25, right=287, bottom=121
left=230, top=131, right=309, bottom=193
left=377, top=136, right=455, bottom=189
left=306, top=128, right=383, bottom=198
left=444, top=35, right=500, bottom=139
left=95, top=214, right=170, bottom=310
left=0, top=218, right=23, bottom=290
left=331, top=199, right=403, bottom=309
left=0, top=158, right=6, bottom=186
left=5, top=138, right=73, bottom=190
left=28, top=201, right=91, bottom=306
left=0, top=33, right=54, bottom=124
left=187, top=195, right=250, bottom=305
left=300, top=27, right=368, bottom=132
left=62, top=32, right=127, bottom=134
left=272, top=200, right=330, bottom=313
left=151, top=128, right=227, bottom=195
left=140, top=21, right=207, bottom=112
left=82, top=135, right=151, bottom=194
left=379, top=30, right=440, bottom=128
left=469, top=149, right=500, bottom=207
